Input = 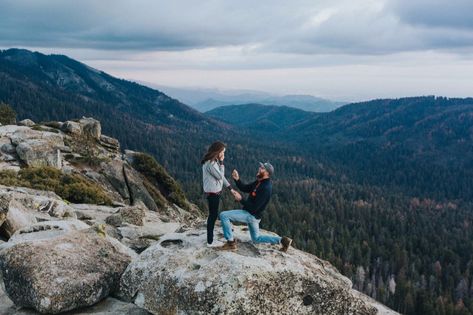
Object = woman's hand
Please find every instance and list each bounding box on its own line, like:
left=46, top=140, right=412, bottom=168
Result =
left=218, top=150, right=225, bottom=161
left=232, top=169, right=239, bottom=181
left=232, top=190, right=242, bottom=201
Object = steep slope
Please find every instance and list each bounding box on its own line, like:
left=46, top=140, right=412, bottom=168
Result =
left=0, top=48, right=238, bottom=188
left=0, top=48, right=210, bottom=127
left=289, top=96, right=473, bottom=200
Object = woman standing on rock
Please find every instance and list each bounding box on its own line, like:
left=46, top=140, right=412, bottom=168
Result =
left=201, top=141, right=235, bottom=247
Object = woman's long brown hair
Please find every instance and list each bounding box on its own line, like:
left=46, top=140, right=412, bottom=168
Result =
left=201, top=141, right=226, bottom=164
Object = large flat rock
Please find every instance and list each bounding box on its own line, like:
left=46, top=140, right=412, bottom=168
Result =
left=119, top=226, right=377, bottom=315
left=1, top=274, right=151, bottom=315
left=1, top=228, right=133, bottom=314
left=0, top=185, right=77, bottom=239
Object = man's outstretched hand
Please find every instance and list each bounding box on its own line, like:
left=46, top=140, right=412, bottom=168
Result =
left=232, top=169, right=239, bottom=181
left=232, top=190, right=242, bottom=201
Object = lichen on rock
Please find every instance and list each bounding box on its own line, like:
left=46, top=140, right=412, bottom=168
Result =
left=119, top=226, right=378, bottom=315
left=0, top=228, right=133, bottom=314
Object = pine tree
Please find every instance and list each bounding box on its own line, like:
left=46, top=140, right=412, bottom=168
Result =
left=0, top=102, right=16, bottom=125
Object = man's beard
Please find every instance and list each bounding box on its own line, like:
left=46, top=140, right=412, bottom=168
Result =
left=256, top=172, right=264, bottom=179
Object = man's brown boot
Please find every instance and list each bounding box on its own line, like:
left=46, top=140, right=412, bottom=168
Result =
left=219, top=240, right=237, bottom=251
left=280, top=237, right=292, bottom=252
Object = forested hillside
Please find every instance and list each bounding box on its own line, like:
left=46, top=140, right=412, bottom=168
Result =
left=2, top=48, right=473, bottom=315
left=206, top=103, right=317, bottom=132
left=210, top=97, right=473, bottom=201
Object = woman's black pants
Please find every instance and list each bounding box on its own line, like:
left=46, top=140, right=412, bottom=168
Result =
left=206, top=194, right=220, bottom=244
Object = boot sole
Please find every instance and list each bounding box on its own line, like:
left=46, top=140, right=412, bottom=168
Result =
left=218, top=247, right=237, bottom=251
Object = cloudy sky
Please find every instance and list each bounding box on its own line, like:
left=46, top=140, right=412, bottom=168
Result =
left=1, top=0, right=472, bottom=101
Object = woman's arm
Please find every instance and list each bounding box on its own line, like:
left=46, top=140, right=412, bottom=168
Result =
left=222, top=175, right=231, bottom=188
left=206, top=161, right=226, bottom=181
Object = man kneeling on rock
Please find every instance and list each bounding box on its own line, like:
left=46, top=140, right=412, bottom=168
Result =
left=219, top=162, right=292, bottom=252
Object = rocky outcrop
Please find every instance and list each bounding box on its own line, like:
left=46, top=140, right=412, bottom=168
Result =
left=99, top=135, right=120, bottom=152
left=16, top=141, right=62, bottom=168
left=18, top=119, right=35, bottom=127
left=0, top=195, right=37, bottom=238
left=101, top=160, right=131, bottom=202
left=105, top=204, right=146, bottom=227
left=117, top=212, right=181, bottom=253
left=1, top=228, right=133, bottom=314
left=123, top=164, right=159, bottom=212
left=61, top=120, right=82, bottom=136
left=70, top=203, right=119, bottom=223
left=82, top=168, right=128, bottom=205
left=61, top=118, right=104, bottom=141
left=119, top=226, right=377, bottom=315
left=0, top=120, right=196, bottom=217
left=5, top=127, right=65, bottom=168
left=0, top=185, right=76, bottom=224
left=1, top=275, right=152, bottom=315
left=79, top=117, right=101, bottom=140
left=0, top=118, right=397, bottom=314
left=0, top=194, right=9, bottom=224
left=7, top=220, right=89, bottom=245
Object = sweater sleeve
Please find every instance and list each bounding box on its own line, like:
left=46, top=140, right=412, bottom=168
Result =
left=206, top=161, right=224, bottom=180
left=206, top=161, right=231, bottom=189
left=220, top=164, right=231, bottom=188
left=222, top=174, right=231, bottom=188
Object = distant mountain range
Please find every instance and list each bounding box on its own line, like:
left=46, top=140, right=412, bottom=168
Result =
left=145, top=84, right=346, bottom=112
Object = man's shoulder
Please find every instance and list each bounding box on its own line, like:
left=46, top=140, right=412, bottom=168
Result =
left=260, top=179, right=272, bottom=188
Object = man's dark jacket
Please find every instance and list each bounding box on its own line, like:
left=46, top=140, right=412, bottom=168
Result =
left=235, top=178, right=272, bottom=219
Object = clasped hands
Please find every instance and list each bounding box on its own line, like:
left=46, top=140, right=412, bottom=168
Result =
left=230, top=169, right=242, bottom=201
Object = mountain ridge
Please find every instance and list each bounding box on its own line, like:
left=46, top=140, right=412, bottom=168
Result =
left=148, top=83, right=345, bottom=112
left=0, top=48, right=218, bottom=128
left=206, top=103, right=317, bottom=131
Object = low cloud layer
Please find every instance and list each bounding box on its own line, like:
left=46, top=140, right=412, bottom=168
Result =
left=1, top=0, right=472, bottom=54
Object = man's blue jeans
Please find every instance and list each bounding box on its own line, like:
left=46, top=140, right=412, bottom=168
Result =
left=219, top=210, right=281, bottom=244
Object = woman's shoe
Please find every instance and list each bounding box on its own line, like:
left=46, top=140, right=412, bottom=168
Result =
left=206, top=240, right=224, bottom=248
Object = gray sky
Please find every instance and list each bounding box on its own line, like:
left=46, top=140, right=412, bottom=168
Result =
left=1, top=0, right=472, bottom=101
